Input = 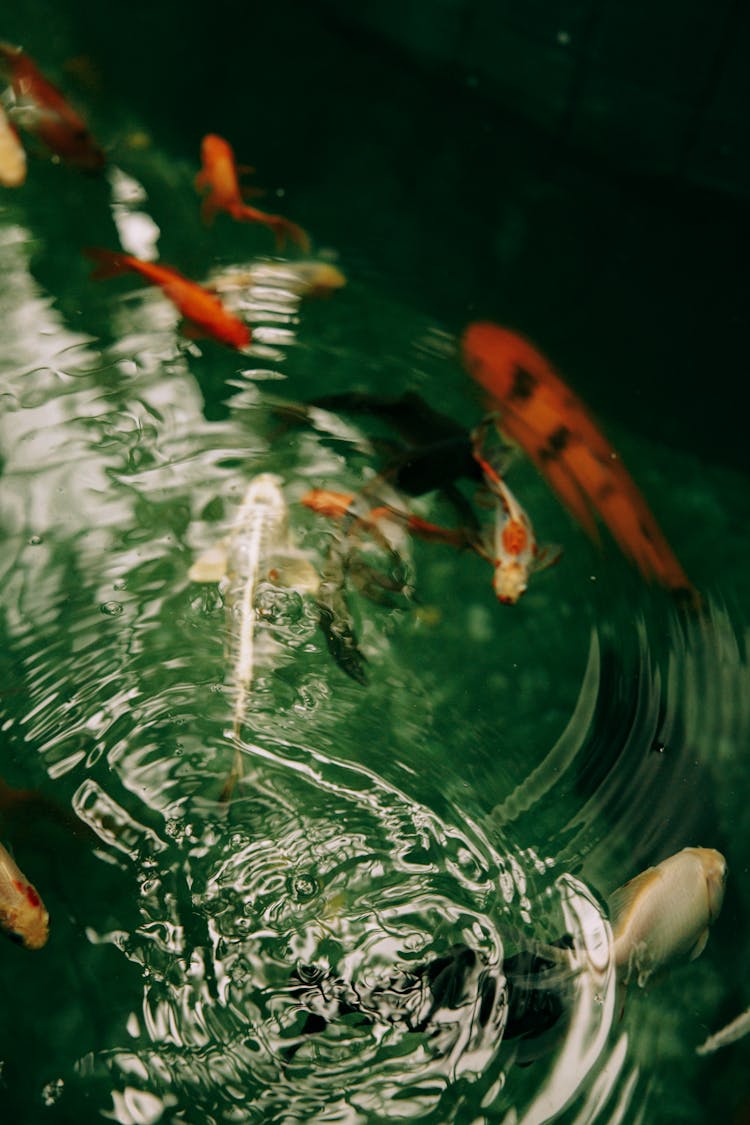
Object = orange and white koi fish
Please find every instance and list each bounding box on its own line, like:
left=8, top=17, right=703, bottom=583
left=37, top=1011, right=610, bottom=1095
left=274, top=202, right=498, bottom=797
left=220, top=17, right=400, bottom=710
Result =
left=0, top=102, right=26, bottom=186
left=609, top=846, right=726, bottom=984
left=0, top=41, right=104, bottom=170
left=196, top=133, right=310, bottom=252
left=0, top=841, right=49, bottom=950
left=471, top=423, right=560, bottom=603
left=84, top=248, right=251, bottom=350
left=462, top=323, right=698, bottom=604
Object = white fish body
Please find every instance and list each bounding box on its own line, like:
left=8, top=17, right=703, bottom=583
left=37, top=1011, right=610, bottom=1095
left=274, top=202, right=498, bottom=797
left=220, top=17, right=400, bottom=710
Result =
left=0, top=841, right=49, bottom=950
left=190, top=474, right=318, bottom=740
left=0, top=103, right=26, bottom=187
left=609, top=846, right=726, bottom=984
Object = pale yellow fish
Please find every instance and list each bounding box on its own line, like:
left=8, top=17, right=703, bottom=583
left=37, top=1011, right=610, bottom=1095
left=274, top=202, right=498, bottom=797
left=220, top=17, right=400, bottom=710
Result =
left=209, top=260, right=346, bottom=300
left=0, top=103, right=27, bottom=187
left=609, top=846, right=726, bottom=984
left=0, top=841, right=49, bottom=950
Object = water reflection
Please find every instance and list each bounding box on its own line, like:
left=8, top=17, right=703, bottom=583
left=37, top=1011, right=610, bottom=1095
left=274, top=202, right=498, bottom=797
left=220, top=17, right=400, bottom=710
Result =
left=0, top=197, right=748, bottom=1125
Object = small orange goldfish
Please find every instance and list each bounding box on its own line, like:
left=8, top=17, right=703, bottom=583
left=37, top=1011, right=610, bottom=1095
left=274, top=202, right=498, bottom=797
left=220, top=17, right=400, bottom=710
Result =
left=84, top=248, right=252, bottom=350
left=196, top=133, right=310, bottom=252
left=0, top=41, right=104, bottom=170
left=0, top=102, right=26, bottom=186
left=462, top=323, right=698, bottom=604
left=0, top=841, right=49, bottom=950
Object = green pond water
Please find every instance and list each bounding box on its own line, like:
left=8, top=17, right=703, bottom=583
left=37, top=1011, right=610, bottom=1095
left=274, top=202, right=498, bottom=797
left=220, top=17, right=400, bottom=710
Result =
left=1, top=3, right=749, bottom=1122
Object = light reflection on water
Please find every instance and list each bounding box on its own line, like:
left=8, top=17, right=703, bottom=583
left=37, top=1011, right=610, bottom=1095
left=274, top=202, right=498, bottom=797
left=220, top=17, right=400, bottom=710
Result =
left=0, top=181, right=747, bottom=1125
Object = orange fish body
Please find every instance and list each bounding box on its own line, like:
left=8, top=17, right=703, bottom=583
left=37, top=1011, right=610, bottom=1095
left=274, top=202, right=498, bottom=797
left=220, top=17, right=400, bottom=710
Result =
left=196, top=133, right=310, bottom=251
left=0, top=41, right=104, bottom=170
left=84, top=248, right=251, bottom=349
left=462, top=322, right=696, bottom=601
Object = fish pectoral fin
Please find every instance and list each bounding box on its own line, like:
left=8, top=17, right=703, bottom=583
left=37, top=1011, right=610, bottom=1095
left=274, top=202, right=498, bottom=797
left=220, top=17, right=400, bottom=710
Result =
left=180, top=318, right=208, bottom=340
left=267, top=555, right=320, bottom=595
left=688, top=929, right=709, bottom=961
left=189, top=542, right=228, bottom=583
left=532, top=544, right=563, bottom=573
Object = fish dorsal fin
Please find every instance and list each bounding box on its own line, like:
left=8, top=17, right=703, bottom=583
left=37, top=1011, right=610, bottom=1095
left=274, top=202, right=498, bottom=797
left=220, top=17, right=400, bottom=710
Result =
left=608, top=867, right=661, bottom=935
left=689, top=929, right=709, bottom=961
left=189, top=541, right=228, bottom=583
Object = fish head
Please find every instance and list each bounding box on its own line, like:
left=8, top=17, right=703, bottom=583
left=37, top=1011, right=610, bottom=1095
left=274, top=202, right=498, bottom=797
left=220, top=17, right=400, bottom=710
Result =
left=494, top=560, right=528, bottom=604
left=686, top=847, right=728, bottom=921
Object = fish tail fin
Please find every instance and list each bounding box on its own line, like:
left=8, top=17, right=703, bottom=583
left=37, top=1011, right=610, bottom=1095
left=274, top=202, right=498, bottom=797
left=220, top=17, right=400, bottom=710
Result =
left=83, top=246, right=131, bottom=280
left=200, top=195, right=219, bottom=225
left=273, top=217, right=310, bottom=254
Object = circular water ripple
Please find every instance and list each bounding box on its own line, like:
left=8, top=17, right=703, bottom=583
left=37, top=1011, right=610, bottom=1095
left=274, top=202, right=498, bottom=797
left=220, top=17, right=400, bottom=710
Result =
left=82, top=737, right=622, bottom=1124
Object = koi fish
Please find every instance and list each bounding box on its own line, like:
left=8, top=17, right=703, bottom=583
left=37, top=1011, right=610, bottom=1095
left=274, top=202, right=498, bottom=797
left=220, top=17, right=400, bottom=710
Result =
left=0, top=41, right=104, bottom=170
left=471, top=422, right=560, bottom=603
left=462, top=323, right=698, bottom=604
left=190, top=474, right=319, bottom=797
left=0, top=102, right=26, bottom=186
left=84, top=247, right=251, bottom=350
left=0, top=841, right=49, bottom=950
left=209, top=260, right=346, bottom=300
left=609, top=846, right=726, bottom=985
left=195, top=133, right=310, bottom=252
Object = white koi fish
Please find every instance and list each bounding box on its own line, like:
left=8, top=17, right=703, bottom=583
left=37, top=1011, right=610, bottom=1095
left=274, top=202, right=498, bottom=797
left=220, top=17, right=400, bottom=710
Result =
left=190, top=474, right=319, bottom=797
left=0, top=102, right=26, bottom=187
left=609, top=846, right=726, bottom=985
left=0, top=841, right=49, bottom=949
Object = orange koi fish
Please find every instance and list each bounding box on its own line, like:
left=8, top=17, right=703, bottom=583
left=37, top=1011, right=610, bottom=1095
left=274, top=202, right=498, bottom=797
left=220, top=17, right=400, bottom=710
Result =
left=0, top=102, right=26, bottom=186
left=0, top=840, right=49, bottom=949
left=84, top=248, right=252, bottom=350
left=0, top=41, right=104, bottom=170
left=462, top=323, right=697, bottom=603
left=196, top=133, right=310, bottom=252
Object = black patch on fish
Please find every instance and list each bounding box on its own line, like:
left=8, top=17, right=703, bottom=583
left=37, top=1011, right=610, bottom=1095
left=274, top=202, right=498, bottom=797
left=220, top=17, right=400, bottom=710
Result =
left=639, top=521, right=655, bottom=543
left=539, top=426, right=572, bottom=461
left=509, top=366, right=537, bottom=401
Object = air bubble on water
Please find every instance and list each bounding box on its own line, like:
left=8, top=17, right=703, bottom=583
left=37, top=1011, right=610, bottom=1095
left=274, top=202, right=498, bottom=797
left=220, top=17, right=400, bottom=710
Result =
left=289, top=873, right=319, bottom=902
left=28, top=534, right=44, bottom=546
left=100, top=601, right=124, bottom=616
left=41, top=1079, right=64, bottom=1106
